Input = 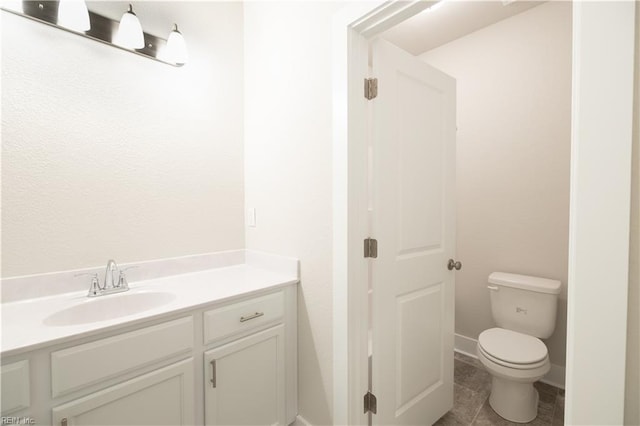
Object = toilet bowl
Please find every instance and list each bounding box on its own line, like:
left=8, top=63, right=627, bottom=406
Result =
left=477, top=328, right=550, bottom=423
left=479, top=272, right=561, bottom=423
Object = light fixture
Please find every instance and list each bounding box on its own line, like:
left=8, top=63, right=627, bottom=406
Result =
left=57, top=0, right=90, bottom=32
left=165, top=23, right=188, bottom=65
left=3, top=0, right=23, bottom=13
left=1, top=1, right=186, bottom=67
left=114, top=4, right=144, bottom=49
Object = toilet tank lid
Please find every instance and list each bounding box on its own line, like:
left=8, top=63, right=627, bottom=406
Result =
left=489, top=272, right=561, bottom=295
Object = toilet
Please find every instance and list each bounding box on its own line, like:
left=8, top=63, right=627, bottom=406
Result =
left=477, top=272, right=561, bottom=423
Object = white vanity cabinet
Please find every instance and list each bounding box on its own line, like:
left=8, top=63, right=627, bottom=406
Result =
left=202, top=290, right=288, bottom=425
left=0, top=283, right=297, bottom=426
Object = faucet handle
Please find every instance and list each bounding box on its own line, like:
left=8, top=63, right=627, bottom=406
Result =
left=116, top=266, right=138, bottom=289
left=75, top=273, right=102, bottom=296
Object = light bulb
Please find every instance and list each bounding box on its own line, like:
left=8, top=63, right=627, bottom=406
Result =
left=165, top=24, right=188, bottom=65
left=114, top=4, right=144, bottom=49
left=57, top=0, right=90, bottom=32
left=2, top=0, right=24, bottom=13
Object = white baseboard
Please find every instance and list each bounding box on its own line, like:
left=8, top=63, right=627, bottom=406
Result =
left=455, top=333, right=479, bottom=358
left=542, top=363, right=566, bottom=389
left=454, top=333, right=565, bottom=389
left=291, top=414, right=312, bottom=426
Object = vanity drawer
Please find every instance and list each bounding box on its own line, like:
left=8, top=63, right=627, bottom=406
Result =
left=1, top=360, right=30, bottom=414
left=204, top=291, right=284, bottom=345
left=51, top=316, right=193, bottom=397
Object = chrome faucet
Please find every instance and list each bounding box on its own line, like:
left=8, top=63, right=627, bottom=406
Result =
left=104, top=259, right=119, bottom=290
left=76, top=260, right=134, bottom=297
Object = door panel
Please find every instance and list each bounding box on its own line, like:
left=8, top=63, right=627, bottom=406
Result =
left=397, top=72, right=444, bottom=256
left=371, top=39, right=456, bottom=426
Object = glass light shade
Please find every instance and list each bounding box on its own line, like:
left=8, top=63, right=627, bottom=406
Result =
left=57, top=0, right=90, bottom=32
left=165, top=24, right=188, bottom=65
left=114, top=4, right=144, bottom=49
left=3, top=0, right=24, bottom=13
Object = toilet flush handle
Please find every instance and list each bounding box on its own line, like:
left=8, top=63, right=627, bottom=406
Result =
left=487, top=285, right=499, bottom=291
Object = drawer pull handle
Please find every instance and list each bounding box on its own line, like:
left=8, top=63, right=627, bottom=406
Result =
left=240, top=311, right=264, bottom=322
left=210, top=360, right=216, bottom=388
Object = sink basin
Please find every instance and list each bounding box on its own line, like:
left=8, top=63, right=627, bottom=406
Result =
left=43, top=291, right=176, bottom=326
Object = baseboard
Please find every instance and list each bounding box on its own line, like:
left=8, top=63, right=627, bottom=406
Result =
left=455, top=333, right=478, bottom=357
left=454, top=333, right=566, bottom=389
left=542, top=363, right=566, bottom=389
left=291, top=414, right=312, bottom=426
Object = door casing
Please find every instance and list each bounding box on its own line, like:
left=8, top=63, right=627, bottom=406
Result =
left=331, top=2, right=636, bottom=425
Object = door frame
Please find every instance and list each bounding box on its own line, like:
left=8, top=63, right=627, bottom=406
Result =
left=332, top=1, right=636, bottom=425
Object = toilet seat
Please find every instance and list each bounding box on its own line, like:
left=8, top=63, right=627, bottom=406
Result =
left=478, top=328, right=548, bottom=370
left=478, top=343, right=549, bottom=370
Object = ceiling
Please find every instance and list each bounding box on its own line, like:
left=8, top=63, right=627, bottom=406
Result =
left=381, top=0, right=546, bottom=55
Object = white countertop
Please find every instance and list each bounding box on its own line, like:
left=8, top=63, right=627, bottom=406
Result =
left=1, top=251, right=298, bottom=357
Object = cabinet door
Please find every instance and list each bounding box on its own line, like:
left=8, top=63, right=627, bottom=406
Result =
left=1, top=360, right=30, bottom=415
left=204, top=325, right=285, bottom=426
left=52, top=358, right=194, bottom=426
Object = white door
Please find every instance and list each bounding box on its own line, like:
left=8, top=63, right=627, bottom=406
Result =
left=204, top=325, right=285, bottom=426
left=371, top=39, right=456, bottom=426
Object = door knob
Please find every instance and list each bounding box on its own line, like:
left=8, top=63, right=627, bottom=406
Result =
left=447, top=259, right=462, bottom=271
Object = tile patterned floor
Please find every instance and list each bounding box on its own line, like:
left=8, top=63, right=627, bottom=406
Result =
left=434, top=352, right=565, bottom=426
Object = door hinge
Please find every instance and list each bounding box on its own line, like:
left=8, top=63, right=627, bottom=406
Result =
left=364, top=391, right=377, bottom=414
left=364, top=78, right=378, bottom=100
left=364, top=238, right=378, bottom=258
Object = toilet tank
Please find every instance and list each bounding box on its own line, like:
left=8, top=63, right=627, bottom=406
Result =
left=488, top=272, right=561, bottom=339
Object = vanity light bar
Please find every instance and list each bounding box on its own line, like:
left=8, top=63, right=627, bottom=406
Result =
left=1, top=1, right=185, bottom=67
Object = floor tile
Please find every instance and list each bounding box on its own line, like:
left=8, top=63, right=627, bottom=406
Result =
left=472, top=399, right=517, bottom=426
left=552, top=393, right=565, bottom=426
left=452, top=384, right=487, bottom=424
left=442, top=352, right=563, bottom=426
left=455, top=351, right=484, bottom=369
left=434, top=410, right=468, bottom=426
left=454, top=359, right=491, bottom=399
left=533, top=382, right=558, bottom=423
left=534, top=381, right=559, bottom=404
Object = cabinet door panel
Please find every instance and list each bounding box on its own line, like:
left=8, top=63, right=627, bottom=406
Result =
left=51, top=316, right=193, bottom=397
left=205, top=325, right=285, bottom=426
left=52, top=358, right=194, bottom=426
left=1, top=360, right=30, bottom=415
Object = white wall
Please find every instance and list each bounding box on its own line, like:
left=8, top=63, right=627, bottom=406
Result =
left=243, top=2, right=343, bottom=424
left=625, top=5, right=640, bottom=424
left=1, top=2, right=245, bottom=277
left=419, top=2, right=572, bottom=368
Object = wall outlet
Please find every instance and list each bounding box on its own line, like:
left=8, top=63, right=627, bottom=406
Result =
left=247, top=208, right=256, bottom=227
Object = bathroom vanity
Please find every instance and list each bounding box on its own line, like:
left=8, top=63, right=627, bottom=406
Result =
left=0, top=251, right=298, bottom=426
